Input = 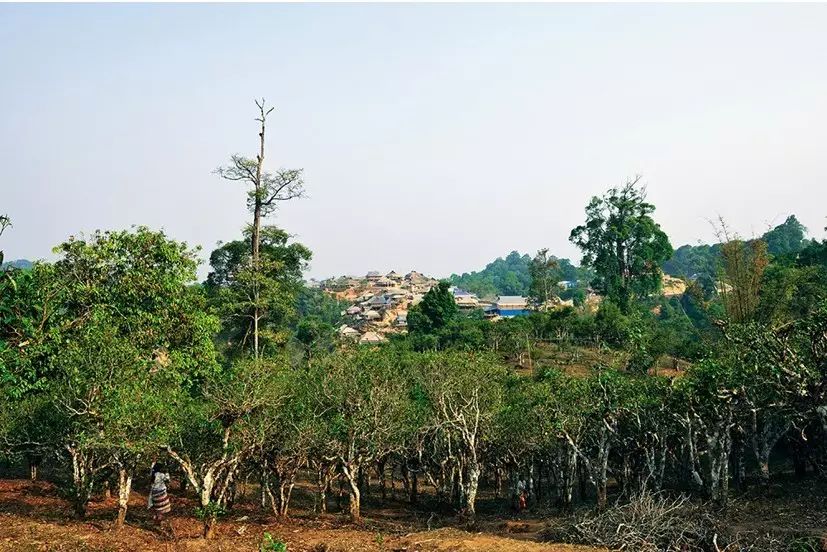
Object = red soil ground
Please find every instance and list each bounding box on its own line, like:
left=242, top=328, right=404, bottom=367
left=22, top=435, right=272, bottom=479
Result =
left=0, top=479, right=601, bottom=552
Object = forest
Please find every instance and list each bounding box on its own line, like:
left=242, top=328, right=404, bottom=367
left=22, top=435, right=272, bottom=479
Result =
left=1, top=106, right=827, bottom=552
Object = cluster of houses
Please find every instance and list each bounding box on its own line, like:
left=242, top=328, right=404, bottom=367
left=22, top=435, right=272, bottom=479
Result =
left=312, top=270, right=546, bottom=344
left=315, top=270, right=439, bottom=344
left=308, top=267, right=689, bottom=346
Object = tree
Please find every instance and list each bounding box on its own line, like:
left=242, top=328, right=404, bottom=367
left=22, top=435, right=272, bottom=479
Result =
left=310, top=348, right=416, bottom=521
left=715, top=220, right=769, bottom=324
left=0, top=263, right=64, bottom=399
left=3, top=227, right=218, bottom=523
left=206, top=226, right=311, bottom=356
left=570, top=177, right=673, bottom=313
left=528, top=248, right=560, bottom=307
left=216, top=99, right=305, bottom=358
left=166, top=357, right=289, bottom=538
left=296, top=287, right=348, bottom=327
left=294, top=316, right=335, bottom=362
left=763, top=215, right=806, bottom=257
left=0, top=214, right=10, bottom=266
left=49, top=321, right=179, bottom=522
left=415, top=351, right=506, bottom=519
left=674, top=359, right=737, bottom=506
left=757, top=263, right=827, bottom=325
left=798, top=222, right=827, bottom=269
left=408, top=281, right=458, bottom=336
left=450, top=251, right=533, bottom=298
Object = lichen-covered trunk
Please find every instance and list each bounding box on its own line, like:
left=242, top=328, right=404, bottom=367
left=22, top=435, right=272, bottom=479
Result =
left=463, top=460, right=480, bottom=518
left=347, top=477, right=361, bottom=521
left=260, top=468, right=269, bottom=510
left=595, top=434, right=611, bottom=511
left=266, top=469, right=296, bottom=517
left=114, top=467, right=132, bottom=530
left=560, top=444, right=577, bottom=511
left=27, top=456, right=40, bottom=482
left=341, top=461, right=362, bottom=522
left=315, top=463, right=334, bottom=514
left=596, top=480, right=607, bottom=511
left=67, top=446, right=94, bottom=519
left=200, top=476, right=218, bottom=539
left=408, top=468, right=418, bottom=504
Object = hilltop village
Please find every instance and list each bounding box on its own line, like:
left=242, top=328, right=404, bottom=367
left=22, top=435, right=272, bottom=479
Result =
left=311, top=270, right=569, bottom=344
left=308, top=269, right=688, bottom=343
left=310, top=270, right=538, bottom=343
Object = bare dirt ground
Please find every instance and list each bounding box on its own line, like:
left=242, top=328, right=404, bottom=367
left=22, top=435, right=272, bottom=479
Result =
left=0, top=479, right=601, bottom=552
left=3, top=474, right=826, bottom=551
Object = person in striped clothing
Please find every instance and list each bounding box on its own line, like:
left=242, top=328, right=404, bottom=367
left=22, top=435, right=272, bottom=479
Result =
left=147, top=462, right=171, bottom=522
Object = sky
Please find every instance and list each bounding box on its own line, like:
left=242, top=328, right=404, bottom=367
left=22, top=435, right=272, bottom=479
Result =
left=2, top=3, right=826, bottom=281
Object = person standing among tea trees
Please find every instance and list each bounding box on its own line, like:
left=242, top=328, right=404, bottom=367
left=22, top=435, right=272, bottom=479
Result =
left=148, top=461, right=171, bottom=522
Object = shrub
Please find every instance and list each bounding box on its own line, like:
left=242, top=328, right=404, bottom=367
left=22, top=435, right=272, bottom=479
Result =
left=542, top=488, right=715, bottom=552
left=260, top=532, right=287, bottom=552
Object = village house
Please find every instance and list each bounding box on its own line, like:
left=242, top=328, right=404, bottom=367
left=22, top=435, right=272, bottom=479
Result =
left=411, top=278, right=439, bottom=294
left=359, top=331, right=386, bottom=344
left=451, top=287, right=480, bottom=310
left=363, top=309, right=382, bottom=321
left=375, top=276, right=396, bottom=287
left=338, top=325, right=360, bottom=340
left=385, top=288, right=408, bottom=304
left=364, top=295, right=391, bottom=311
left=394, top=311, right=408, bottom=327
left=494, top=296, right=530, bottom=317
left=405, top=270, right=426, bottom=283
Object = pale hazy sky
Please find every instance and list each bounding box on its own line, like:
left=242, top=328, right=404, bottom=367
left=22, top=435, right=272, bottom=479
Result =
left=2, top=3, right=826, bottom=280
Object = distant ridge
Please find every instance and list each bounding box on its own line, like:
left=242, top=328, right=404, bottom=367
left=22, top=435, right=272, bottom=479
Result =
left=1, top=259, right=33, bottom=270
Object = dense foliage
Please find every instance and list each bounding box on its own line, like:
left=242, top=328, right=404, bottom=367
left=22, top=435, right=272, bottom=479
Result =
left=205, top=226, right=311, bottom=356
left=450, top=251, right=581, bottom=299
left=570, top=178, right=673, bottom=313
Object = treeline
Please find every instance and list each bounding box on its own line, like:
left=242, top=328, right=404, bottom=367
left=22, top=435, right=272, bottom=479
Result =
left=662, top=215, right=808, bottom=284
left=449, top=251, right=585, bottom=300
left=451, top=214, right=810, bottom=305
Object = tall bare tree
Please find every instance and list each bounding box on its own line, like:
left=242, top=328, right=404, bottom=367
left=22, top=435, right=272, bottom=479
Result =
left=0, top=214, right=11, bottom=266
left=216, top=100, right=305, bottom=357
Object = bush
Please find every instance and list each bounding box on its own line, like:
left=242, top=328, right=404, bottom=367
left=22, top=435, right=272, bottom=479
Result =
left=260, top=532, right=288, bottom=552
left=594, top=301, right=631, bottom=346
left=543, top=488, right=715, bottom=552
left=194, top=501, right=227, bottom=521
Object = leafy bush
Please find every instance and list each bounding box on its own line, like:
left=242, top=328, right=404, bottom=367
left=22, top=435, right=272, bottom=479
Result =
left=260, top=532, right=287, bottom=552
left=194, top=501, right=227, bottom=521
